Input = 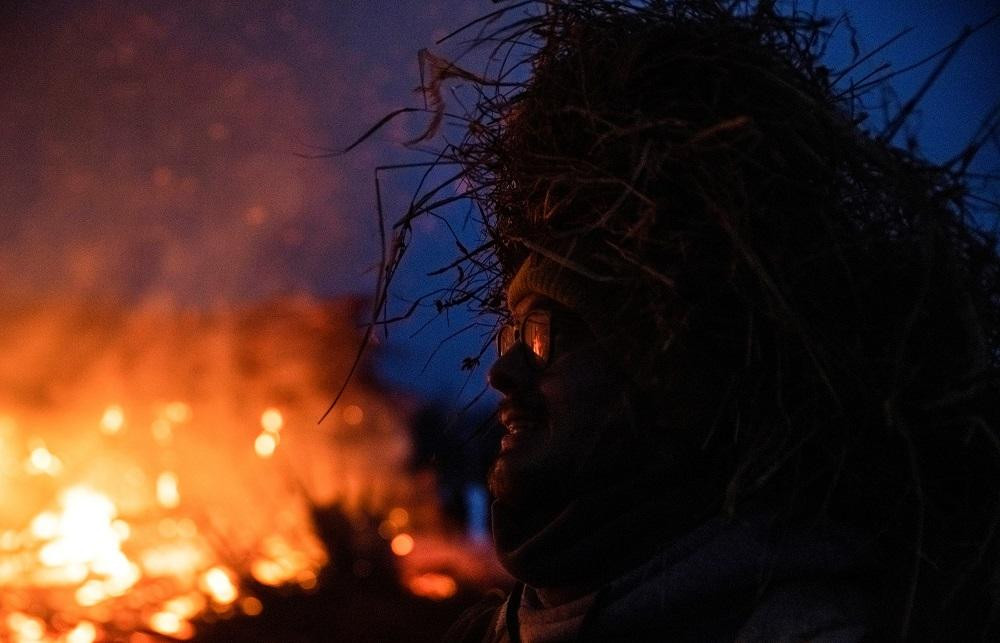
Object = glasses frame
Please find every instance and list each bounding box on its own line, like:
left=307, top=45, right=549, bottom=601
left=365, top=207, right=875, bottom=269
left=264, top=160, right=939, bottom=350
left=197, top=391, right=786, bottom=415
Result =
left=496, top=309, right=553, bottom=370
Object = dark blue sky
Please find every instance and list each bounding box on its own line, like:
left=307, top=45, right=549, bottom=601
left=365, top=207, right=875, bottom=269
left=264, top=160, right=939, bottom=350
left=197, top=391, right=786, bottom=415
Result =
left=0, top=1, right=996, bottom=411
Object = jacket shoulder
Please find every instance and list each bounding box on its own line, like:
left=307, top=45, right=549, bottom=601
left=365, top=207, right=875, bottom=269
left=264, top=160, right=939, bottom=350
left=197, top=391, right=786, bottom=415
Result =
left=442, top=589, right=507, bottom=643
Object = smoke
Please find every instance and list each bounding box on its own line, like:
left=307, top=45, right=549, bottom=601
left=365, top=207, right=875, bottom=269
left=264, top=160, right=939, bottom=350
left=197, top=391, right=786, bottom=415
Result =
left=0, top=0, right=482, bottom=304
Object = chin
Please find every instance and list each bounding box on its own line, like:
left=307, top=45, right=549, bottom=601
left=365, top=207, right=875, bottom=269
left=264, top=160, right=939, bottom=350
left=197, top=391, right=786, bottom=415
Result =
left=488, top=446, right=567, bottom=511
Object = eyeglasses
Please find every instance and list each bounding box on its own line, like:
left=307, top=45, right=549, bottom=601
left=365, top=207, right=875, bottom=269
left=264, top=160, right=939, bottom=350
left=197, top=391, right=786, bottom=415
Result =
left=496, top=309, right=552, bottom=368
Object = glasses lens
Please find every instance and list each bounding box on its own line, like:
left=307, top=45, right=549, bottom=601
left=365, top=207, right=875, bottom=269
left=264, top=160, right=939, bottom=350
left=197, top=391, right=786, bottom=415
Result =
left=522, top=313, right=550, bottom=366
left=497, top=323, right=517, bottom=358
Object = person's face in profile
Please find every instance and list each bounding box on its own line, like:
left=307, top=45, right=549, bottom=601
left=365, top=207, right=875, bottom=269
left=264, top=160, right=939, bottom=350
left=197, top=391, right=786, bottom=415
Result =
left=488, top=293, right=629, bottom=510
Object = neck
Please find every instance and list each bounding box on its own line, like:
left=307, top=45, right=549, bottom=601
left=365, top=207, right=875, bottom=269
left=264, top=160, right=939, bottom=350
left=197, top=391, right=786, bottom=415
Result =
left=533, top=584, right=593, bottom=608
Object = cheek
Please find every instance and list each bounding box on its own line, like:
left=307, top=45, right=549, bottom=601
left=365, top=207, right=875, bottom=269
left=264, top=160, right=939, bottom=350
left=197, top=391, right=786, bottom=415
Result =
left=539, top=352, right=625, bottom=436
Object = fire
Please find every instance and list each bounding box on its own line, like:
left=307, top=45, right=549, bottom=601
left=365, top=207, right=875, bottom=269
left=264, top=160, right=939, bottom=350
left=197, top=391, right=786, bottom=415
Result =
left=31, top=486, right=140, bottom=599
left=0, top=297, right=421, bottom=639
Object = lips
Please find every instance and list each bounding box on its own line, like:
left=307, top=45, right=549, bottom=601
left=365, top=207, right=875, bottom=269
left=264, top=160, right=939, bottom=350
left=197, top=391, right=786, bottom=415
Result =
left=498, top=400, right=546, bottom=452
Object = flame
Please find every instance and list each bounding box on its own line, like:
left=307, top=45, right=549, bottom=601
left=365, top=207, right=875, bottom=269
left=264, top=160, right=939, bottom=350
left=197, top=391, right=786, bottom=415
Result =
left=36, top=487, right=138, bottom=594
left=0, top=297, right=420, bottom=639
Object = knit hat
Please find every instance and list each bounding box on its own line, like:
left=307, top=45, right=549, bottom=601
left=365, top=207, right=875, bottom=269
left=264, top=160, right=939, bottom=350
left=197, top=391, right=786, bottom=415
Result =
left=506, top=253, right=593, bottom=313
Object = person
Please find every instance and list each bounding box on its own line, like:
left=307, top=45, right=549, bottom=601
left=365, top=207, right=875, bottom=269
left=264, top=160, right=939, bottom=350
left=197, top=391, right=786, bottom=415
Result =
left=409, top=1, right=1000, bottom=640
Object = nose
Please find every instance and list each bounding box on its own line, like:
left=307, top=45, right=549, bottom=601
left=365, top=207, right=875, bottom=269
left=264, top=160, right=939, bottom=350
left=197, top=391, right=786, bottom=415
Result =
left=488, top=343, right=538, bottom=395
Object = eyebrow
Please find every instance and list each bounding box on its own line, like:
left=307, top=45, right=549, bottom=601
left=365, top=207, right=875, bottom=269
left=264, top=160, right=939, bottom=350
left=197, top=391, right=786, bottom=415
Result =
left=514, top=295, right=558, bottom=318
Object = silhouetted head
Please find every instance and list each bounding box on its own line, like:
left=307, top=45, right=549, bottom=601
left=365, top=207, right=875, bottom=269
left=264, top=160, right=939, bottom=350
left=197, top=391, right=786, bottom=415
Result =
left=449, top=1, right=999, bottom=637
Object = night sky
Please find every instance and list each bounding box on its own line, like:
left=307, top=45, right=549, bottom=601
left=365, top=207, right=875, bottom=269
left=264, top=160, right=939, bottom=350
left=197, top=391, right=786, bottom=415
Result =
left=1, top=1, right=997, bottom=410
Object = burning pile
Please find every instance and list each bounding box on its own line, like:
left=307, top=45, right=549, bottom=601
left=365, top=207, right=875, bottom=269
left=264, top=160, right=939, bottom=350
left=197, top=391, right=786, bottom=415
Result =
left=0, top=295, right=418, bottom=641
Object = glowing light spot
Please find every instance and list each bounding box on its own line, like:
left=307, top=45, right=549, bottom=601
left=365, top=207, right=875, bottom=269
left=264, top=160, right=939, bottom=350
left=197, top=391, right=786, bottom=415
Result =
left=157, top=471, right=181, bottom=509
left=163, top=401, right=192, bottom=423
left=377, top=519, right=396, bottom=540
left=200, top=566, right=238, bottom=604
left=260, top=408, right=283, bottom=433
left=342, top=404, right=364, bottom=426
left=240, top=596, right=263, bottom=616
left=6, top=612, right=45, bottom=641
left=390, top=533, right=414, bottom=557
left=407, top=572, right=458, bottom=600
left=30, top=511, right=59, bottom=539
left=297, top=570, right=317, bottom=590
left=111, top=519, right=131, bottom=541
left=149, top=611, right=183, bottom=635
left=75, top=580, right=106, bottom=607
left=388, top=507, right=409, bottom=528
left=254, top=432, right=277, bottom=458
left=27, top=446, right=63, bottom=475
left=66, top=621, right=98, bottom=643
left=100, top=405, right=125, bottom=435
left=164, top=593, right=205, bottom=619
left=250, top=559, right=284, bottom=586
